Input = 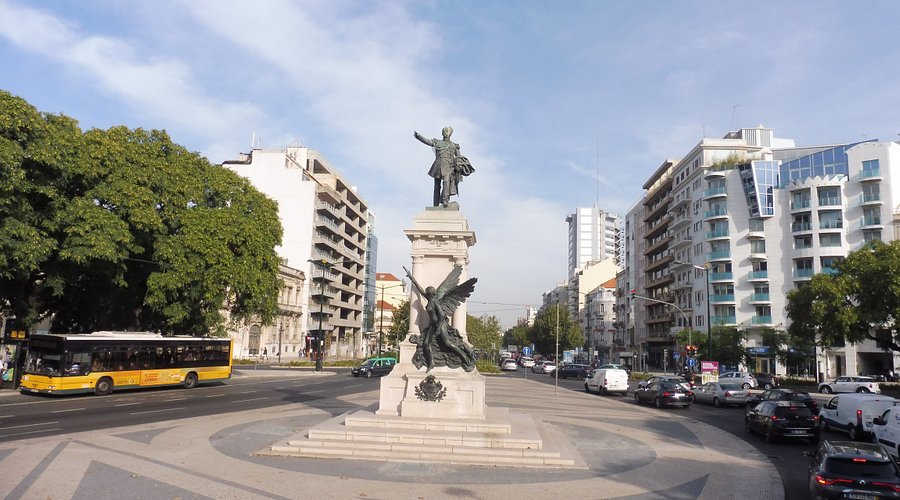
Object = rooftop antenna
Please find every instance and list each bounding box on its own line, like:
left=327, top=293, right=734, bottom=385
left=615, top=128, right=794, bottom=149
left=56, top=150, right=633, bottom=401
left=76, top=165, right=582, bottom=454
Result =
left=595, top=124, right=600, bottom=207
left=729, top=104, right=740, bottom=132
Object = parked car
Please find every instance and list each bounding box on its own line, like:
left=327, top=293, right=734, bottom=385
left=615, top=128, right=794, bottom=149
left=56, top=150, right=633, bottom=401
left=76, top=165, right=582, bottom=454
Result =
left=532, top=360, right=556, bottom=374
left=746, top=388, right=819, bottom=415
left=818, top=393, right=896, bottom=441
left=693, top=382, right=747, bottom=407
left=751, top=373, right=779, bottom=390
left=597, top=363, right=631, bottom=377
left=633, top=381, right=693, bottom=408
left=638, top=375, right=691, bottom=390
left=500, top=358, right=519, bottom=371
left=718, top=371, right=757, bottom=389
left=745, top=401, right=819, bottom=444
left=554, top=363, right=593, bottom=379
left=819, top=376, right=882, bottom=394
left=519, top=357, right=535, bottom=368
left=872, top=406, right=900, bottom=458
left=584, top=368, right=629, bottom=396
left=805, top=440, right=900, bottom=499
left=351, top=357, right=397, bottom=378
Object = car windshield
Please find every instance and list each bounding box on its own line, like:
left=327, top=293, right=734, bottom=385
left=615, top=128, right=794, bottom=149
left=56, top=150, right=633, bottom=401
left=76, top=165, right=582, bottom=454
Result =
left=658, top=382, right=683, bottom=391
left=825, top=457, right=898, bottom=477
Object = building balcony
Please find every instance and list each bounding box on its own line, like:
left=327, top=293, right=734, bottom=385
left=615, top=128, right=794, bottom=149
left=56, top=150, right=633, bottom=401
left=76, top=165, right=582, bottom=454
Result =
left=748, top=271, right=768, bottom=281
left=821, top=268, right=839, bottom=276
left=702, top=187, right=727, bottom=199
left=671, top=280, right=693, bottom=291
left=791, top=222, right=812, bottom=232
left=709, top=272, right=734, bottom=282
left=819, top=220, right=843, bottom=230
left=646, top=274, right=675, bottom=289
left=794, top=268, right=814, bottom=279
left=670, top=212, right=692, bottom=229
left=703, top=209, right=728, bottom=221
left=790, top=199, right=811, bottom=211
left=861, top=217, right=883, bottom=229
left=750, top=293, right=771, bottom=303
left=646, top=312, right=674, bottom=325
left=711, top=316, right=737, bottom=326
left=860, top=193, right=882, bottom=206
left=859, top=168, right=882, bottom=182
left=672, top=235, right=692, bottom=249
left=707, top=251, right=731, bottom=262
left=705, top=229, right=730, bottom=240
left=704, top=169, right=727, bottom=180
left=644, top=234, right=674, bottom=256
left=749, top=252, right=766, bottom=260
left=645, top=254, right=674, bottom=273
left=751, top=316, right=773, bottom=325
left=672, top=194, right=691, bottom=209
left=818, top=197, right=842, bottom=207
left=710, top=294, right=735, bottom=303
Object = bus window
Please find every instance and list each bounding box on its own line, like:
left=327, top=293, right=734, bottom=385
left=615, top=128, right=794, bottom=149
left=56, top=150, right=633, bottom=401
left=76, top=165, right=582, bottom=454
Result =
left=65, top=352, right=91, bottom=376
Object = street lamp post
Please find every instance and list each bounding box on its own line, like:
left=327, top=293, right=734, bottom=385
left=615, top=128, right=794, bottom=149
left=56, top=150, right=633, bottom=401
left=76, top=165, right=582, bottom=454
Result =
left=278, top=322, right=283, bottom=364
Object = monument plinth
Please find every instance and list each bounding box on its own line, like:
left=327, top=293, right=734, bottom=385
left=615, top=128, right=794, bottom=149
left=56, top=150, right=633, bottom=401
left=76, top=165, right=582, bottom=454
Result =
left=377, top=207, right=486, bottom=419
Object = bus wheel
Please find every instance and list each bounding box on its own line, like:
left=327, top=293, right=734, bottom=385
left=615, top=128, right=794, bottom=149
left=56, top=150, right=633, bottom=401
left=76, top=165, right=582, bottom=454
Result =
left=95, top=377, right=113, bottom=396
left=184, top=372, right=198, bottom=389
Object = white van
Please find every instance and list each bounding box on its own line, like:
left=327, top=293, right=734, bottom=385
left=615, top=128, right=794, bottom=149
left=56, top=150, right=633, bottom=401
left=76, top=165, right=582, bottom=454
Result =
left=584, top=368, right=629, bottom=396
left=871, top=405, right=900, bottom=458
left=819, top=393, right=896, bottom=440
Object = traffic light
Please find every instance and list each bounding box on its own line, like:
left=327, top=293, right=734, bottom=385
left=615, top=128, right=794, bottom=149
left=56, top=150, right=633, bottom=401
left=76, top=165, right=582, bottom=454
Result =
left=630, top=289, right=636, bottom=299
left=664, top=348, right=669, bottom=359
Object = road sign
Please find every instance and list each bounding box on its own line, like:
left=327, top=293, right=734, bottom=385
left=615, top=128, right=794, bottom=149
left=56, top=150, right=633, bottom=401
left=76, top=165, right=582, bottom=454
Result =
left=672, top=351, right=681, bottom=361
left=687, top=357, right=696, bottom=367
left=522, top=346, right=532, bottom=356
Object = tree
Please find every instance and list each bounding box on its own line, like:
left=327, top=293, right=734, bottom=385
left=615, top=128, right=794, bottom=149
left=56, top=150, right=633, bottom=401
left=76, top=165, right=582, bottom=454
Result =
left=0, top=91, right=283, bottom=335
left=713, top=326, right=748, bottom=368
left=465, top=314, right=502, bottom=352
left=529, top=304, right=582, bottom=358
left=386, top=300, right=409, bottom=347
left=786, top=240, right=900, bottom=351
left=501, top=324, right=529, bottom=350
left=674, top=329, right=705, bottom=358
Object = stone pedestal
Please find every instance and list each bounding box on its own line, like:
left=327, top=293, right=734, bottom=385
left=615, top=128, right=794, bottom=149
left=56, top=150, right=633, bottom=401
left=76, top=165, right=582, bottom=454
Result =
left=376, top=207, right=485, bottom=419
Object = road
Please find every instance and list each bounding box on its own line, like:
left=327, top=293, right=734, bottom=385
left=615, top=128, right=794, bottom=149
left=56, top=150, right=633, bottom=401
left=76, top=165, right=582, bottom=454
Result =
left=0, top=364, right=843, bottom=499
left=515, top=366, right=848, bottom=500
left=0, top=367, right=370, bottom=442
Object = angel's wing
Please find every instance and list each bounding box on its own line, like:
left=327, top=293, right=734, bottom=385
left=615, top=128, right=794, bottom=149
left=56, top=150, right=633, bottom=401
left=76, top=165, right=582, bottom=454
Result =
left=433, top=265, right=477, bottom=317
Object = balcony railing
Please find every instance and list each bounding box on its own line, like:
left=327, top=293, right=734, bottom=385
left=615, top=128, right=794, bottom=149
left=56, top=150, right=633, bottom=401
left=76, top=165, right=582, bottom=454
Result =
left=790, top=199, right=811, bottom=210
left=704, top=209, right=728, bottom=218
left=707, top=251, right=731, bottom=260
left=703, top=187, right=727, bottom=198
left=748, top=271, right=768, bottom=280
left=705, top=229, right=729, bottom=239
left=861, top=217, right=882, bottom=227
left=711, top=315, right=736, bottom=325
left=819, top=220, right=843, bottom=230
left=860, top=193, right=881, bottom=204
left=860, top=168, right=881, bottom=180
left=818, top=197, right=841, bottom=207
left=750, top=293, right=770, bottom=302
left=751, top=316, right=773, bottom=325
left=710, top=272, right=734, bottom=281
left=710, top=294, right=735, bottom=303
left=794, top=268, right=814, bottom=278
left=791, top=222, right=812, bottom=232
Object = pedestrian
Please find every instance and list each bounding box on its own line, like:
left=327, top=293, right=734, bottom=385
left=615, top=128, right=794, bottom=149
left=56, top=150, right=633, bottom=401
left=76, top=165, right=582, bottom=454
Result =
left=262, top=347, right=268, bottom=361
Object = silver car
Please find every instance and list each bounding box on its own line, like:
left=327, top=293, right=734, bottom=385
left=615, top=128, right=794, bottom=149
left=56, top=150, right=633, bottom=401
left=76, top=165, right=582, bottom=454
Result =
left=718, top=371, right=757, bottom=389
left=693, top=382, right=748, bottom=407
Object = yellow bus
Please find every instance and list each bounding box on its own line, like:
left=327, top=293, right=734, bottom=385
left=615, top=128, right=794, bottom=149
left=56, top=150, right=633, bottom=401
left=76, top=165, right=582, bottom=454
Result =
left=18, top=331, right=232, bottom=395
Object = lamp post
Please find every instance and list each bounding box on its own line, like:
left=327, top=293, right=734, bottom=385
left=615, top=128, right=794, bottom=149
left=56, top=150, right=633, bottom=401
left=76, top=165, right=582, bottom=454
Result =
left=629, top=289, right=690, bottom=374
left=277, top=322, right=283, bottom=364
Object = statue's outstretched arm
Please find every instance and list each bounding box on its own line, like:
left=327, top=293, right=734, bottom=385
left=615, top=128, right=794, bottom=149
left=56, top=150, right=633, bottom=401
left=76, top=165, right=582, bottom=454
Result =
left=413, top=131, right=434, bottom=147
left=403, top=266, right=426, bottom=297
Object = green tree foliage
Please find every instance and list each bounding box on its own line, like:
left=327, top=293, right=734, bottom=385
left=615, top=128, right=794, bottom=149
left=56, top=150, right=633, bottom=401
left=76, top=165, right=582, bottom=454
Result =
left=387, top=300, right=409, bottom=347
left=501, top=324, right=529, bottom=350
left=786, top=240, right=900, bottom=351
left=713, top=326, right=748, bottom=368
left=465, top=314, right=502, bottom=352
left=674, top=329, right=705, bottom=358
left=529, top=304, right=582, bottom=357
left=0, top=91, right=283, bottom=335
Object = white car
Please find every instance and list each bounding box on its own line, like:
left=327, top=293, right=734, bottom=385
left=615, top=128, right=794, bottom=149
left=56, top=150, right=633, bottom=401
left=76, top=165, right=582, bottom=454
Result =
left=519, top=357, right=535, bottom=368
left=500, top=358, right=518, bottom=371
left=718, top=371, right=757, bottom=389
left=872, top=406, right=900, bottom=457
left=818, top=376, right=881, bottom=394
left=584, top=368, right=629, bottom=396
left=819, top=393, right=895, bottom=440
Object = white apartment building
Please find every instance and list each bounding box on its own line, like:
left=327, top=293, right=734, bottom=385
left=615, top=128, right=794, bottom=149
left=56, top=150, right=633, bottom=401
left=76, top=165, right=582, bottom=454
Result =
left=223, top=146, right=371, bottom=360
left=630, top=125, right=900, bottom=378
left=566, top=206, right=622, bottom=279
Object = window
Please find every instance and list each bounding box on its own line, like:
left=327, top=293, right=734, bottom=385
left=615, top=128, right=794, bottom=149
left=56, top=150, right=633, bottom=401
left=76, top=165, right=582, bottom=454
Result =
left=794, top=235, right=813, bottom=249
left=750, top=240, right=766, bottom=254
left=819, top=234, right=841, bottom=247
left=864, top=230, right=882, bottom=242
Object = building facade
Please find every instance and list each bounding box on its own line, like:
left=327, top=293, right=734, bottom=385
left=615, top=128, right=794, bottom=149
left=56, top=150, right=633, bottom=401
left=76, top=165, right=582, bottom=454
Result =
left=229, top=264, right=305, bottom=360
left=223, top=146, right=371, bottom=360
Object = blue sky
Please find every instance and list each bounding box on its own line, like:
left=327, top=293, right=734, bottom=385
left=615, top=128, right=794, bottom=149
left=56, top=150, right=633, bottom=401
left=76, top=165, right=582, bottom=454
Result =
left=2, top=1, right=900, bottom=328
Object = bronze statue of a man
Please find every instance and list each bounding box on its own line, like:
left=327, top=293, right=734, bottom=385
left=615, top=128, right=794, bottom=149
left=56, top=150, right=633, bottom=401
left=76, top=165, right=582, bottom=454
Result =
left=414, top=127, right=474, bottom=207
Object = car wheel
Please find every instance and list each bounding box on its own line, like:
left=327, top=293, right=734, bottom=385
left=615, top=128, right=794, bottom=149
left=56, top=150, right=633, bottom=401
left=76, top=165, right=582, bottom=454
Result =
left=654, top=398, right=663, bottom=409
left=745, top=418, right=753, bottom=433
left=764, top=383, right=773, bottom=390
left=365, top=370, right=373, bottom=378
left=765, top=427, right=776, bottom=443
left=820, top=385, right=833, bottom=394
left=633, top=392, right=641, bottom=404
left=584, top=383, right=591, bottom=393
left=742, top=383, right=751, bottom=389
left=184, top=372, right=198, bottom=389
left=857, top=387, right=870, bottom=393
left=713, top=397, right=721, bottom=408
left=94, top=377, right=113, bottom=396
left=819, top=418, right=828, bottom=432
left=849, top=424, right=859, bottom=441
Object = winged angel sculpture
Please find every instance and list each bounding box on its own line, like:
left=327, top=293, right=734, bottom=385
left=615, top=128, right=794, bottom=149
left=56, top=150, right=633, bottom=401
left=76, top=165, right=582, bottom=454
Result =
left=403, top=265, right=477, bottom=372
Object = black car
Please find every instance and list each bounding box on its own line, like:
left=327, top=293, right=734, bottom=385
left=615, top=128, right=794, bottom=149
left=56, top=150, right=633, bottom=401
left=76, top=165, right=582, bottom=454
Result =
left=554, top=364, right=593, bottom=379
left=745, top=401, right=819, bottom=444
left=633, top=381, right=693, bottom=408
left=746, top=388, right=819, bottom=414
left=751, top=372, right=779, bottom=389
left=351, top=357, right=397, bottom=378
left=806, top=440, right=900, bottom=499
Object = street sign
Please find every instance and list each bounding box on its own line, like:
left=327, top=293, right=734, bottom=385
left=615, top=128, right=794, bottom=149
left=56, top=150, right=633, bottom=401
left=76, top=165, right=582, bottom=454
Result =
left=687, top=357, right=696, bottom=367
left=522, top=346, right=532, bottom=356
left=672, top=351, right=681, bottom=361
